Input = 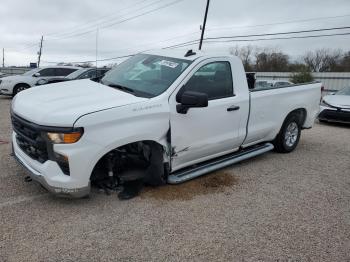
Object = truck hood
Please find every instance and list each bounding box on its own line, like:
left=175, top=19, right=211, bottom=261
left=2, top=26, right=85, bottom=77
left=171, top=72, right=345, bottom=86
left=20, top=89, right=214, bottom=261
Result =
left=12, top=79, right=148, bottom=126
left=323, top=95, right=350, bottom=109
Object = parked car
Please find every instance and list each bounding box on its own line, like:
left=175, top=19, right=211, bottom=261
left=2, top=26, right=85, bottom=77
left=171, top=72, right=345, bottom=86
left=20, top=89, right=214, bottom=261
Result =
left=318, top=86, right=350, bottom=124
left=35, top=68, right=110, bottom=86
left=0, top=66, right=80, bottom=96
left=11, top=49, right=322, bottom=198
left=255, top=80, right=293, bottom=90
left=0, top=72, right=9, bottom=78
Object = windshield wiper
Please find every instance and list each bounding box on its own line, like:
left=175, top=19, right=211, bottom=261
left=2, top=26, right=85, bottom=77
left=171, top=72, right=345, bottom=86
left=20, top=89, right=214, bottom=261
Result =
left=107, top=84, right=135, bottom=95
left=105, top=82, right=154, bottom=98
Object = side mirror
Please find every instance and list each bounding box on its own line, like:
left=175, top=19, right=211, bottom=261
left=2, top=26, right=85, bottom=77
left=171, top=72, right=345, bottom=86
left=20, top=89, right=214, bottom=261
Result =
left=33, top=72, right=41, bottom=77
left=176, top=91, right=208, bottom=114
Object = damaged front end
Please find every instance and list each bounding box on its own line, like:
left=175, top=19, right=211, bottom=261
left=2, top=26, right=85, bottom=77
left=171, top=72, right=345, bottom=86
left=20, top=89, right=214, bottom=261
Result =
left=91, top=141, right=169, bottom=199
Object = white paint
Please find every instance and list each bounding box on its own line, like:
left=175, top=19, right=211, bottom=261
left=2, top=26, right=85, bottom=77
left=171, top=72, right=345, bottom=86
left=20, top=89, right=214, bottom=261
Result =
left=11, top=50, right=322, bottom=193
left=0, top=66, right=80, bottom=95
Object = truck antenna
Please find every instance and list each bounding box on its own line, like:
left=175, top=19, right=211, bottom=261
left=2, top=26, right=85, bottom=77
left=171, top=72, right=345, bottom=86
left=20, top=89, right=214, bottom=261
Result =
left=199, top=0, right=210, bottom=50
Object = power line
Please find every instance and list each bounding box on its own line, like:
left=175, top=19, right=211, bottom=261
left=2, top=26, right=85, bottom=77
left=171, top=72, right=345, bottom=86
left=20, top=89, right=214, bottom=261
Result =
left=45, top=0, right=151, bottom=37
left=43, top=31, right=350, bottom=65
left=12, top=0, right=168, bottom=51
left=88, top=17, right=350, bottom=58
left=43, top=54, right=136, bottom=64
left=14, top=11, right=350, bottom=56
left=205, top=26, right=350, bottom=40
left=47, top=0, right=185, bottom=41
left=10, top=11, right=350, bottom=56
left=167, top=32, right=350, bottom=49
left=143, top=13, right=350, bottom=47
left=11, top=0, right=184, bottom=58
left=207, top=32, right=350, bottom=43
left=206, top=13, right=350, bottom=32
left=163, top=25, right=350, bottom=49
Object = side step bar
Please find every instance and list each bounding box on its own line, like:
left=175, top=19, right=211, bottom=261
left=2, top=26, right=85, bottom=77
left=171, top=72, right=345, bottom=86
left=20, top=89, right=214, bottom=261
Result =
left=167, top=143, right=274, bottom=184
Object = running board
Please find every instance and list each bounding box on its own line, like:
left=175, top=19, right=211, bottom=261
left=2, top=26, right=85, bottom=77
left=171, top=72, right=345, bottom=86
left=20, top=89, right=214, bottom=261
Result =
left=167, top=143, right=274, bottom=184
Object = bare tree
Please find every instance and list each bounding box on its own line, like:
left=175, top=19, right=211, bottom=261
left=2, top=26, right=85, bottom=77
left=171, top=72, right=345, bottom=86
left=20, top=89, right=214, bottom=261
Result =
left=229, top=45, right=254, bottom=71
left=303, top=49, right=342, bottom=72
left=254, top=47, right=289, bottom=72
left=332, top=51, right=350, bottom=72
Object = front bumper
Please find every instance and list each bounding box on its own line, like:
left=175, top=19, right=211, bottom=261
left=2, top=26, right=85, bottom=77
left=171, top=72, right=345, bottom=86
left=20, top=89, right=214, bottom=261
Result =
left=318, top=107, right=350, bottom=124
left=0, top=82, right=14, bottom=95
left=0, top=88, right=12, bottom=95
left=12, top=133, right=91, bottom=198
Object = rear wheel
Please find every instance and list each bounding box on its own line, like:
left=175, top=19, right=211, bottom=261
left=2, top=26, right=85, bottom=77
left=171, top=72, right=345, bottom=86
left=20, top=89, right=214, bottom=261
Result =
left=273, top=114, right=301, bottom=153
left=13, top=84, right=29, bottom=96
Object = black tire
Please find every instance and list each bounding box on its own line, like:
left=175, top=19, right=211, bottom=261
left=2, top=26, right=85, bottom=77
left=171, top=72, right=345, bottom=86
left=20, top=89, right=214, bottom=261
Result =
left=144, top=144, right=167, bottom=186
left=13, top=84, right=30, bottom=96
left=273, top=114, right=301, bottom=153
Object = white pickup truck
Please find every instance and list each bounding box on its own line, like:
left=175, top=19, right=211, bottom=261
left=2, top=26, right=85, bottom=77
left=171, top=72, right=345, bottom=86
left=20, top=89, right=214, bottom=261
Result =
left=11, top=49, right=322, bottom=198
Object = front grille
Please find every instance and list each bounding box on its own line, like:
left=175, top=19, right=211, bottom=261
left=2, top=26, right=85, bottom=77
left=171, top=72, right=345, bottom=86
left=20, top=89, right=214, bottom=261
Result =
left=319, top=109, right=350, bottom=123
left=11, top=115, right=49, bottom=163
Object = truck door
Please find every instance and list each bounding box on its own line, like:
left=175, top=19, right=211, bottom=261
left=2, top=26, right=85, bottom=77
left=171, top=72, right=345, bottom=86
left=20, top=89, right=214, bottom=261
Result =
left=169, top=59, right=248, bottom=172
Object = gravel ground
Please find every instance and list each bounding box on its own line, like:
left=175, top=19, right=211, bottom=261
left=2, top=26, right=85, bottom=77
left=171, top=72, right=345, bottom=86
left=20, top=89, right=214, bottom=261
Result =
left=0, top=95, right=349, bottom=262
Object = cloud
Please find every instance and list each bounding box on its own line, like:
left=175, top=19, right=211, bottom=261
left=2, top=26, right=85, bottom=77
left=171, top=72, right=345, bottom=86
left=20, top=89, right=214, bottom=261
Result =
left=0, top=0, right=349, bottom=66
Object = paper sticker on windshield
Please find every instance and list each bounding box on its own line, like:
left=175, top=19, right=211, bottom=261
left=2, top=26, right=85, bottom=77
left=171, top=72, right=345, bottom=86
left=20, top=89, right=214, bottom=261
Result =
left=157, top=60, right=179, bottom=68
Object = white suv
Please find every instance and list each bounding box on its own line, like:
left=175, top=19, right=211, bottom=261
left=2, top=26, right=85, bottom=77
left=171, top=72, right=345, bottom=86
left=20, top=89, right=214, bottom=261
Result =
left=0, top=66, right=80, bottom=96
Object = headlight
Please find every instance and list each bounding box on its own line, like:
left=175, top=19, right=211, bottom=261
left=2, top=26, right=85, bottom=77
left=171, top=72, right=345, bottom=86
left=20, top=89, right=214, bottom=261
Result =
left=37, top=79, right=48, bottom=85
left=47, top=129, right=83, bottom=144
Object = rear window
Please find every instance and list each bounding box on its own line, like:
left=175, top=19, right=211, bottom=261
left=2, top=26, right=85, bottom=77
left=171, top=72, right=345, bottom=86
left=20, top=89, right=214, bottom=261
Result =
left=55, top=68, right=78, bottom=76
left=38, top=68, right=56, bottom=77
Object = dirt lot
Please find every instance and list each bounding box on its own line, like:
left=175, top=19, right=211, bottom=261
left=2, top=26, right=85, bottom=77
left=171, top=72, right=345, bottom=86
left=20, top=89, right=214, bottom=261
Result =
left=0, top=95, right=349, bottom=262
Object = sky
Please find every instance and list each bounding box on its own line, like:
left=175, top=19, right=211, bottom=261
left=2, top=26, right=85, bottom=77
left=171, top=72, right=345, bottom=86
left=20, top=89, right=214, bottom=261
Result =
left=0, top=0, right=350, bottom=67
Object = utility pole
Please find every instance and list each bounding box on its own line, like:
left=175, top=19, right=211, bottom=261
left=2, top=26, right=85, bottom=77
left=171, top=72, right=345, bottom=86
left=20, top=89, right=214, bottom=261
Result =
left=2, top=48, right=4, bottom=68
left=37, top=36, right=43, bottom=67
left=199, top=0, right=210, bottom=50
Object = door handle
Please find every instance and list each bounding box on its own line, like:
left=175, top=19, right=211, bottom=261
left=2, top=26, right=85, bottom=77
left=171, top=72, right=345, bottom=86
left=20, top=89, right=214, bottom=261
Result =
left=227, top=105, right=240, bottom=112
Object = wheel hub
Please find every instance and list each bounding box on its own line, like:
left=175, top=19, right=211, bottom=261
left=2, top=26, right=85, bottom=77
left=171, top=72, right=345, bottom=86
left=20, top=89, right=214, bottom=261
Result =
left=285, top=122, right=299, bottom=147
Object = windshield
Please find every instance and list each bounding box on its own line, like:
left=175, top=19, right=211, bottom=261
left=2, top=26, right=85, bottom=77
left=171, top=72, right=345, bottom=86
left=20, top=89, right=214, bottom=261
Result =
left=101, top=54, right=192, bottom=98
left=65, top=68, right=88, bottom=79
left=336, top=86, right=350, bottom=95
left=22, top=68, right=40, bottom=76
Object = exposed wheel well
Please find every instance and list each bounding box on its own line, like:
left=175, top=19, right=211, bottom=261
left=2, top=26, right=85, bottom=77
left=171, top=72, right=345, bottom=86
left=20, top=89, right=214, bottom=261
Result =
left=285, top=108, right=307, bottom=127
left=90, top=140, right=168, bottom=185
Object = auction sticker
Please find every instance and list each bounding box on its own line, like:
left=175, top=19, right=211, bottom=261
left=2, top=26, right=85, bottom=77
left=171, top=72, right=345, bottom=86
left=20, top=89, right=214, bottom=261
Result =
left=157, top=60, right=179, bottom=68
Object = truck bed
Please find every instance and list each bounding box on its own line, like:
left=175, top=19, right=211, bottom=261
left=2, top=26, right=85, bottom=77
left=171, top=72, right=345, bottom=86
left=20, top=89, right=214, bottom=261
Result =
left=243, top=82, right=322, bottom=147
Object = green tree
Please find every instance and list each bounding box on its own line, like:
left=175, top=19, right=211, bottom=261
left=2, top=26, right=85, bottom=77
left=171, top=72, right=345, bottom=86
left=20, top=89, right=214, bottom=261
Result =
left=290, top=70, right=314, bottom=84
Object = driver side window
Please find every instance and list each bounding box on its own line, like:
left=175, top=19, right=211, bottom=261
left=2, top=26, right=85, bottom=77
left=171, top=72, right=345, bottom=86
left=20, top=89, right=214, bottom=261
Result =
left=182, top=62, right=234, bottom=100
